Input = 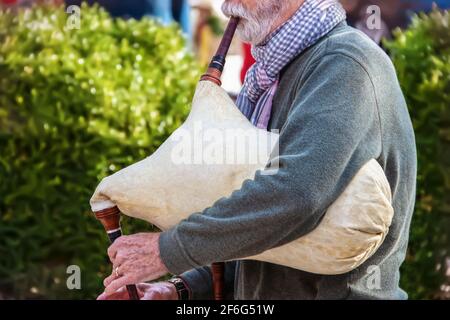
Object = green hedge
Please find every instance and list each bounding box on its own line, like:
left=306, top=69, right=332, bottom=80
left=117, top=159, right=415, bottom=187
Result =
left=384, top=9, right=450, bottom=299
left=0, top=4, right=201, bottom=299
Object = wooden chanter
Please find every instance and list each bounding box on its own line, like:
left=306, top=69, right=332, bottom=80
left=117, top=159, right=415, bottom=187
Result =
left=94, top=206, right=140, bottom=300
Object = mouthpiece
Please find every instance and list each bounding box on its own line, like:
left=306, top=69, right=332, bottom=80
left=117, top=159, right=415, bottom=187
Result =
left=200, top=16, right=240, bottom=86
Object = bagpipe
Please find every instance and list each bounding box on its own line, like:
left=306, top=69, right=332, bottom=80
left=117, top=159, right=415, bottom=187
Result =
left=90, top=17, right=394, bottom=300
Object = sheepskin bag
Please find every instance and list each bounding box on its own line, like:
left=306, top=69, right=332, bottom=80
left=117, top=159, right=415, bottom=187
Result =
left=90, top=81, right=394, bottom=274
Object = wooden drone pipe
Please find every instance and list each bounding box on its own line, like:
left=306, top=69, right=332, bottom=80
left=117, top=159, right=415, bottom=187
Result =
left=200, top=16, right=240, bottom=301
left=211, top=262, right=225, bottom=300
left=200, top=16, right=240, bottom=86
left=94, top=206, right=140, bottom=300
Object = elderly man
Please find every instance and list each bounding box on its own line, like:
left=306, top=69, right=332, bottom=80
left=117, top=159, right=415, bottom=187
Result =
left=98, top=0, right=416, bottom=300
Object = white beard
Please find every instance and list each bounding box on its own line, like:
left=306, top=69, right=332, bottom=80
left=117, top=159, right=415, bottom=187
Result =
left=221, top=0, right=284, bottom=45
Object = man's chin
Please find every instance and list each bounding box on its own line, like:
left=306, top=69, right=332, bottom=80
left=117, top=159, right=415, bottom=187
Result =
left=236, top=31, right=265, bottom=46
left=236, top=20, right=273, bottom=45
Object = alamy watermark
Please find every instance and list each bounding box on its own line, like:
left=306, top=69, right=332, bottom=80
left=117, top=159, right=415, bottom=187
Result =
left=366, top=265, right=381, bottom=290
left=66, top=5, right=81, bottom=30
left=366, top=5, right=382, bottom=31
left=169, top=121, right=280, bottom=175
left=66, top=265, right=81, bottom=290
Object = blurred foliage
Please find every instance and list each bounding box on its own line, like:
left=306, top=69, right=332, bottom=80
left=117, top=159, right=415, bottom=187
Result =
left=384, top=9, right=450, bottom=299
left=0, top=3, right=201, bottom=299
left=207, top=15, right=225, bottom=36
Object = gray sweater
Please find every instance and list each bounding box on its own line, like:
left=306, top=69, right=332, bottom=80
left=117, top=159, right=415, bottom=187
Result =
left=159, top=22, right=417, bottom=300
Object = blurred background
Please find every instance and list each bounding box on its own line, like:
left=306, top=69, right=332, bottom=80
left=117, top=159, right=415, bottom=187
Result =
left=0, top=0, right=449, bottom=299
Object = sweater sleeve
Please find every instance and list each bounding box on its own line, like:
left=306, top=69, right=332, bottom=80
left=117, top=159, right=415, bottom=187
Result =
left=159, top=53, right=382, bottom=275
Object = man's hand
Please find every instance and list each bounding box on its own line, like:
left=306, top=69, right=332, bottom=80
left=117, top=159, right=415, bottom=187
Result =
left=103, top=232, right=169, bottom=295
left=97, top=282, right=178, bottom=300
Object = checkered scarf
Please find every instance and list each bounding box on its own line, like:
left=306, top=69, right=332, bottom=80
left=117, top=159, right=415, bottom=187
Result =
left=236, top=0, right=346, bottom=129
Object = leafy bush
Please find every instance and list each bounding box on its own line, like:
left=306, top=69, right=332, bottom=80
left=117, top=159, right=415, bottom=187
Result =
left=384, top=9, right=450, bottom=299
left=0, top=3, right=201, bottom=299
